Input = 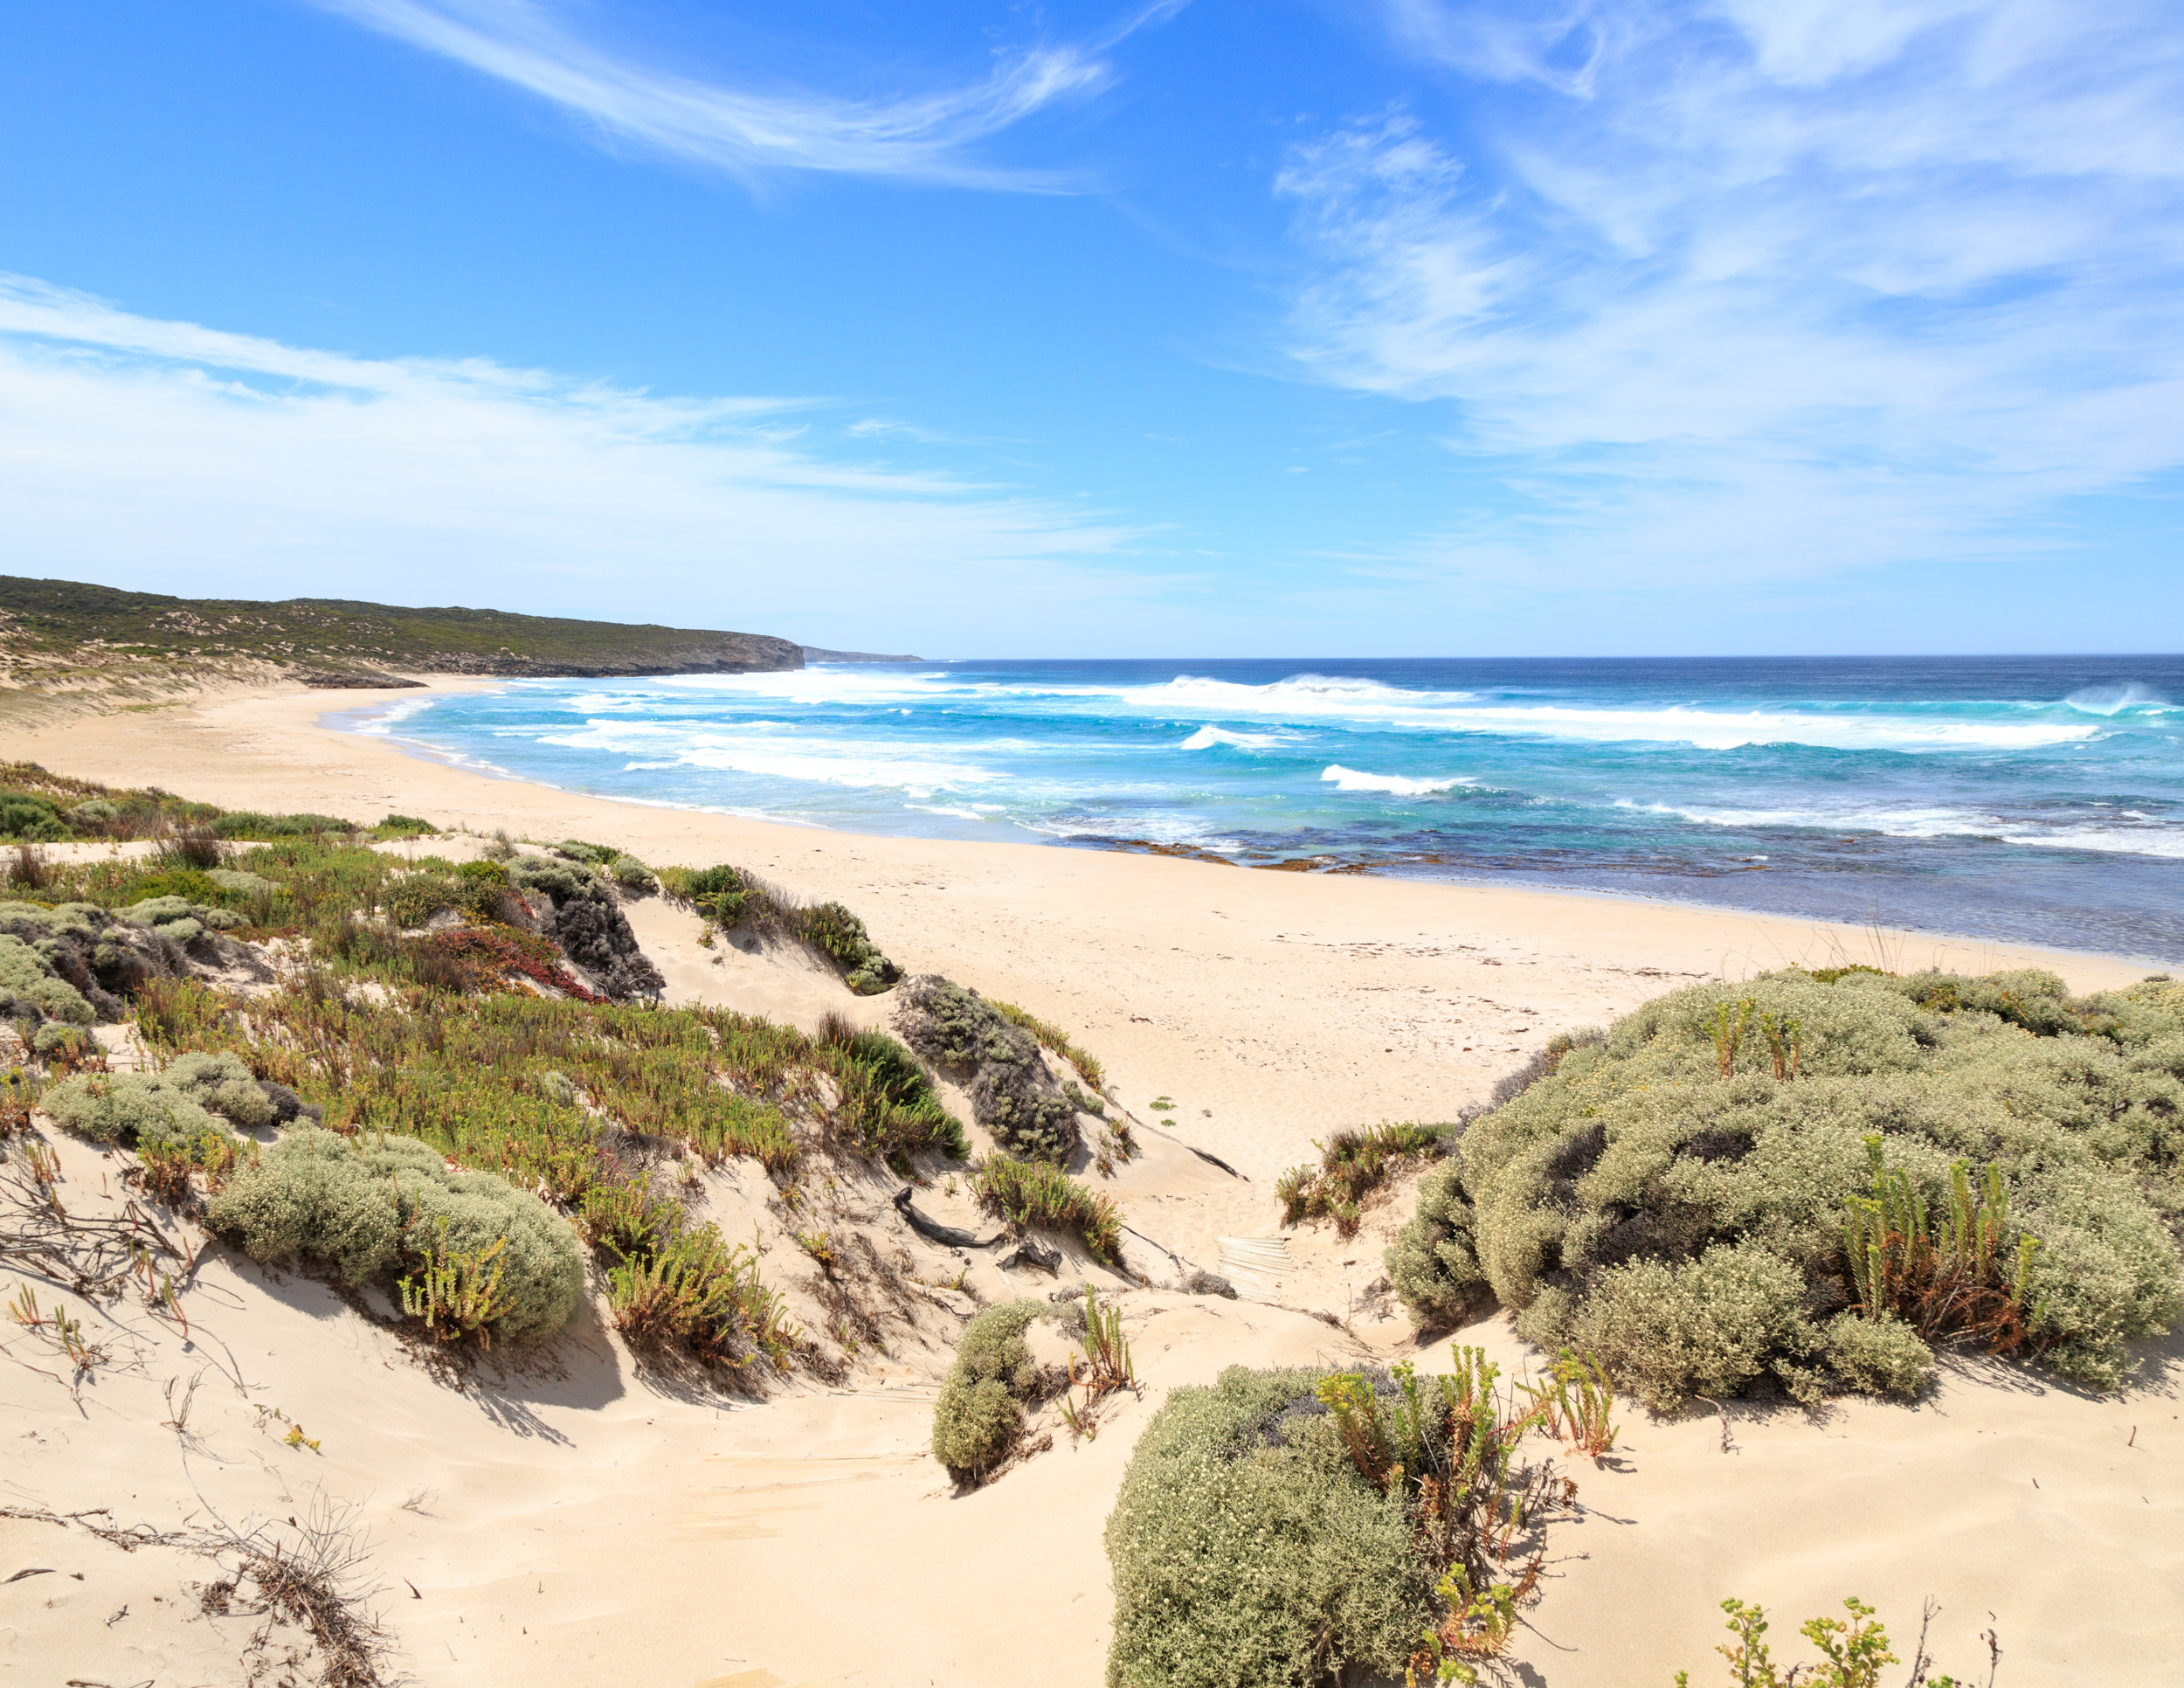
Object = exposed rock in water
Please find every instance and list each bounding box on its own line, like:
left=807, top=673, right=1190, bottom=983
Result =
left=892, top=975, right=1082, bottom=1161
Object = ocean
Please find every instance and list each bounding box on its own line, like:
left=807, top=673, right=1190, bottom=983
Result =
left=342, top=655, right=2184, bottom=963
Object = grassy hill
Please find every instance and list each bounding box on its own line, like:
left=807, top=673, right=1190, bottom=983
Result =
left=0, top=576, right=802, bottom=714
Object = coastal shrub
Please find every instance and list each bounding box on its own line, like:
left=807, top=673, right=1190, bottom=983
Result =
left=607, top=854, right=657, bottom=892
left=377, top=813, right=436, bottom=837
left=895, top=975, right=1082, bottom=1159
left=0, top=934, right=94, bottom=1024
left=1386, top=1157, right=1491, bottom=1329
left=820, top=1024, right=967, bottom=1165
left=45, top=1070, right=225, bottom=1146
left=930, top=1301, right=1046, bottom=1479
left=1276, top=1121, right=1444, bottom=1238
left=162, top=1049, right=277, bottom=1131
left=209, top=810, right=356, bottom=840
left=1818, top=1311, right=1933, bottom=1398
left=970, top=1153, right=1121, bottom=1263
left=1385, top=967, right=2184, bottom=1404
left=660, top=863, right=900, bottom=990
left=0, top=793, right=67, bottom=842
left=209, top=1128, right=584, bottom=1344
left=1105, top=1352, right=1583, bottom=1688
left=1565, top=1242, right=1815, bottom=1410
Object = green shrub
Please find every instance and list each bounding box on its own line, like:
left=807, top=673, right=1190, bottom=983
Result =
left=1819, top=1311, right=1932, bottom=1398
left=209, top=1128, right=584, bottom=1344
left=1386, top=967, right=2184, bottom=1403
left=162, top=1049, right=276, bottom=1131
left=377, top=813, right=437, bottom=837
left=930, top=1301, right=1045, bottom=1478
left=0, top=934, right=93, bottom=1024
left=1104, top=1366, right=1430, bottom=1688
left=211, top=810, right=357, bottom=840
left=607, top=854, right=657, bottom=892
left=45, top=1071, right=225, bottom=1146
left=1386, top=1157, right=1490, bottom=1329
left=1565, top=1242, right=1817, bottom=1411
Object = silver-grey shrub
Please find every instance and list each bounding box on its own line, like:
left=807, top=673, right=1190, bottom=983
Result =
left=0, top=933, right=93, bottom=1024
left=45, top=1071, right=226, bottom=1147
left=1386, top=967, right=2184, bottom=1403
left=1103, top=1366, right=1427, bottom=1688
left=162, top=1050, right=277, bottom=1131
left=210, top=1129, right=584, bottom=1344
left=930, top=1301, right=1044, bottom=1478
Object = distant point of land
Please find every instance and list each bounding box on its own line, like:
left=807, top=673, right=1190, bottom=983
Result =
left=0, top=574, right=804, bottom=719
left=799, top=646, right=923, bottom=663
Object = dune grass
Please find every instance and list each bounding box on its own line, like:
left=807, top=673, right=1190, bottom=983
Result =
left=969, top=1152, right=1123, bottom=1264
left=989, top=999, right=1106, bottom=1090
left=1275, top=1122, right=1445, bottom=1238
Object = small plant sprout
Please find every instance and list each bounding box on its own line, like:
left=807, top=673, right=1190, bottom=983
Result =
left=1758, top=1010, right=1803, bottom=1081
left=397, top=1217, right=515, bottom=1348
left=1669, top=1596, right=1955, bottom=1688
left=1520, top=1350, right=1618, bottom=1461
left=1061, top=1284, right=1138, bottom=1441
left=1843, top=1137, right=2042, bottom=1353
left=1148, top=1096, right=1175, bottom=1113
left=1711, top=999, right=1755, bottom=1078
left=795, top=1230, right=840, bottom=1275
left=22, top=1138, right=61, bottom=1194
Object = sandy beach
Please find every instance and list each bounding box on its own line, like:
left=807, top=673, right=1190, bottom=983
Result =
left=2, top=678, right=2175, bottom=1688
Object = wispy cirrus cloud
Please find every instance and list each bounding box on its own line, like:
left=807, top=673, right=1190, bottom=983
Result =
left=0, top=275, right=1151, bottom=648
left=313, top=0, right=1183, bottom=190
left=1282, top=1, right=2184, bottom=585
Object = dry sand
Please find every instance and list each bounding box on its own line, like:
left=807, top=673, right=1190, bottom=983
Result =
left=2, top=679, right=2177, bottom=1686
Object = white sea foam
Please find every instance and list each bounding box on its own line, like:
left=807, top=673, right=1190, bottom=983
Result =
left=1118, top=675, right=2102, bottom=751
left=1321, top=764, right=1475, bottom=796
left=2002, top=827, right=2184, bottom=860
left=2063, top=681, right=2174, bottom=716
left=346, top=695, right=439, bottom=735
left=1179, top=725, right=1292, bottom=751
left=535, top=721, right=999, bottom=794
left=1615, top=799, right=1994, bottom=838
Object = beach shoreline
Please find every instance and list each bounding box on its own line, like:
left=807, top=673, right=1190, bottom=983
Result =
left=3, top=675, right=2177, bottom=1688
left=0, top=677, right=2158, bottom=1178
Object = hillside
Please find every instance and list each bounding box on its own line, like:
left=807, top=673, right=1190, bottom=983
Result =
left=0, top=575, right=802, bottom=715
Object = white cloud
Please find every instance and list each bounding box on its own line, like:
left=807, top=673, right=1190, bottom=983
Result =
left=314, top=0, right=1179, bottom=189
left=0, top=276, right=1151, bottom=647
left=1283, top=2, right=2184, bottom=585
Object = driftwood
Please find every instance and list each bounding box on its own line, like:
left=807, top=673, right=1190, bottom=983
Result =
left=892, top=1186, right=1004, bottom=1250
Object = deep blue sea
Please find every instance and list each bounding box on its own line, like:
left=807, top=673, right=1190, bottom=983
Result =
left=342, top=656, right=2184, bottom=962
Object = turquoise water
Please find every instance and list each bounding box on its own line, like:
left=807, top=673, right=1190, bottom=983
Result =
left=345, top=656, right=2184, bottom=961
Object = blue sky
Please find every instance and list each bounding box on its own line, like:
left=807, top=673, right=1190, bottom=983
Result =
left=1, top=0, right=2179, bottom=656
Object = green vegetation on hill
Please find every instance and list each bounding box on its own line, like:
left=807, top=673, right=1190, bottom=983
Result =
left=1387, top=967, right=2184, bottom=1406
left=0, top=573, right=802, bottom=688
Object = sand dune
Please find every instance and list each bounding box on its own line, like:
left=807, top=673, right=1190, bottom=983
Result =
left=2, top=680, right=2177, bottom=1686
